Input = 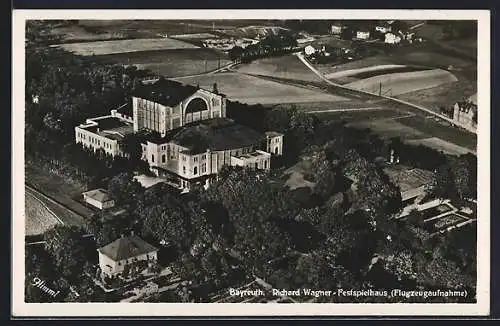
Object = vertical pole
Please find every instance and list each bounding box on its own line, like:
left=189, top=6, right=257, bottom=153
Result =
left=379, top=82, right=382, bottom=96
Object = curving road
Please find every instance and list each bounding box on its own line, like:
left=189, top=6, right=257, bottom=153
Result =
left=294, top=52, right=477, bottom=134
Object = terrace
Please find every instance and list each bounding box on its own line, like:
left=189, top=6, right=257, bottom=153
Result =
left=79, top=116, right=134, bottom=141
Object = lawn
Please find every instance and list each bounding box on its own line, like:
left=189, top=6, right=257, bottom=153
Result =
left=96, top=48, right=231, bottom=78
left=25, top=192, right=61, bottom=236
left=174, top=72, right=346, bottom=105
left=235, top=55, right=325, bottom=83
left=54, top=38, right=199, bottom=56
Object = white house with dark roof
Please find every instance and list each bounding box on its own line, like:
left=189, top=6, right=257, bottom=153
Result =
left=97, top=234, right=158, bottom=277
left=82, top=188, right=115, bottom=210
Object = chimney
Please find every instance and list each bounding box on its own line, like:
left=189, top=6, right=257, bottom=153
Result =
left=212, top=82, right=219, bottom=94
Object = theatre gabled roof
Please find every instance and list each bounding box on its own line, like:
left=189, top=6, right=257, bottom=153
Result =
left=132, top=77, right=199, bottom=107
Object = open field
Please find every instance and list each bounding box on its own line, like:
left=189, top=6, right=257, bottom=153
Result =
left=174, top=72, right=346, bottom=105
left=25, top=163, right=94, bottom=226
left=96, top=48, right=231, bottom=78
left=345, top=69, right=458, bottom=96
left=25, top=192, right=61, bottom=236
left=395, top=80, right=476, bottom=109
left=48, top=24, right=130, bottom=43
left=315, top=55, right=395, bottom=77
left=217, top=25, right=289, bottom=39
left=170, top=33, right=218, bottom=40
left=315, top=108, right=414, bottom=122
left=235, top=55, right=325, bottom=83
left=54, top=38, right=199, bottom=56
left=324, top=64, right=407, bottom=79
left=272, top=99, right=385, bottom=112
left=396, top=115, right=477, bottom=151
left=405, top=137, right=473, bottom=156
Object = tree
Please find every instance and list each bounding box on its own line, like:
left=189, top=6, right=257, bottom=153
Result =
left=107, top=172, right=144, bottom=208
left=43, top=225, right=88, bottom=285
left=228, top=46, right=244, bottom=61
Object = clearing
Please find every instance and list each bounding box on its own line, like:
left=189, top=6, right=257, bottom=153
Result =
left=174, top=72, right=347, bottom=105
left=96, top=48, right=231, bottom=78
left=54, top=38, right=199, bottom=56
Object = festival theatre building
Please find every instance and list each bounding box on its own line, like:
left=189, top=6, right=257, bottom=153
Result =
left=75, top=77, right=283, bottom=191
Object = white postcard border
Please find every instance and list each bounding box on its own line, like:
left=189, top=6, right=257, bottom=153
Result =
left=12, top=9, right=490, bottom=317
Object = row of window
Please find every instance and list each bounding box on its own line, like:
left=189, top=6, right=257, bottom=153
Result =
left=182, top=164, right=207, bottom=176
left=77, top=130, right=116, bottom=151
left=181, top=154, right=207, bottom=163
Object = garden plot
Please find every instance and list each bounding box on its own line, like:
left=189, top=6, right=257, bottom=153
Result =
left=344, top=69, right=458, bottom=96
left=174, top=72, right=346, bottom=105
left=55, top=38, right=199, bottom=56
left=422, top=213, right=472, bottom=234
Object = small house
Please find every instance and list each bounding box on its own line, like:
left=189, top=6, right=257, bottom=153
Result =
left=304, top=45, right=316, bottom=56
left=356, top=30, right=371, bottom=40
left=331, top=22, right=344, bottom=35
left=82, top=188, right=115, bottom=210
left=385, top=33, right=401, bottom=44
left=375, top=23, right=392, bottom=34
left=97, top=234, right=159, bottom=278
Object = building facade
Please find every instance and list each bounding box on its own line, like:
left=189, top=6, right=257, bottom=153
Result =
left=75, top=78, right=284, bottom=192
left=132, top=78, right=226, bottom=137
left=453, top=94, right=477, bottom=132
left=98, top=234, right=158, bottom=278
left=82, top=188, right=115, bottom=210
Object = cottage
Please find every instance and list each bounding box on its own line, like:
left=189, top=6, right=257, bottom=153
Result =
left=97, top=234, right=159, bottom=277
left=82, top=188, right=115, bottom=210
left=356, top=30, right=370, bottom=40
left=331, top=22, right=344, bottom=35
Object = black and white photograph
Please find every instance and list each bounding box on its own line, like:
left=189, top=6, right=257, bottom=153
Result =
left=12, top=9, right=490, bottom=317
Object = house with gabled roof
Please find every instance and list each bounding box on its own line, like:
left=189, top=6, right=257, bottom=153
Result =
left=97, top=233, right=159, bottom=277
